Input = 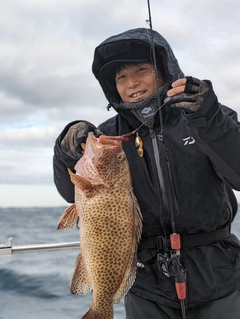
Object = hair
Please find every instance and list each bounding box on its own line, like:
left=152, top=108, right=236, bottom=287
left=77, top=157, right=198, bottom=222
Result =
left=114, top=61, right=165, bottom=83
left=114, top=61, right=151, bottom=77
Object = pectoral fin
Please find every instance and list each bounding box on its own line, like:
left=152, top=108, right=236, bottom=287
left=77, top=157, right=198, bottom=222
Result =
left=68, top=168, right=93, bottom=191
left=57, top=204, right=78, bottom=230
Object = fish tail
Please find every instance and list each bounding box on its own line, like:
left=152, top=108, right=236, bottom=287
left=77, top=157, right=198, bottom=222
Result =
left=82, top=304, right=113, bottom=319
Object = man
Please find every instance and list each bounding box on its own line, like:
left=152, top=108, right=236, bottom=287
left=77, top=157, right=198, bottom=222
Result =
left=53, top=28, right=240, bottom=318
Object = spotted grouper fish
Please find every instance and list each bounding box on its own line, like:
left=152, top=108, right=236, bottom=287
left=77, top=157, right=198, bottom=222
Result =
left=57, top=132, right=142, bottom=319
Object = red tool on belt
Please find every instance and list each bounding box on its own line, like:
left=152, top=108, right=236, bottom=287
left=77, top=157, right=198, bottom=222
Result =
left=170, top=233, right=187, bottom=318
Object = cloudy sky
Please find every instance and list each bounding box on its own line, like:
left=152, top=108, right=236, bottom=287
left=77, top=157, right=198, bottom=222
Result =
left=1, top=0, right=240, bottom=207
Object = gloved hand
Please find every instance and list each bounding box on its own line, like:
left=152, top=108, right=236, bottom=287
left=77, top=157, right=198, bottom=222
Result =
left=164, top=76, right=211, bottom=113
left=61, top=121, right=102, bottom=160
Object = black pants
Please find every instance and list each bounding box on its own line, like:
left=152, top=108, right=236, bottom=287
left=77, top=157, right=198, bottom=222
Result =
left=125, top=290, right=240, bottom=319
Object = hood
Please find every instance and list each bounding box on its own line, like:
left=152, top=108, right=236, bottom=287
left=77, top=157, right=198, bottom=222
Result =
left=92, top=28, right=184, bottom=105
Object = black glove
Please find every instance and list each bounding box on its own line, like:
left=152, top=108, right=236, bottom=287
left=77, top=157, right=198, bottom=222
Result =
left=60, top=121, right=102, bottom=160
left=164, top=76, right=210, bottom=113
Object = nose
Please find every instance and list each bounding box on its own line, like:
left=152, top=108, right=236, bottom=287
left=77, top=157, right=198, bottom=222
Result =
left=127, top=75, right=140, bottom=88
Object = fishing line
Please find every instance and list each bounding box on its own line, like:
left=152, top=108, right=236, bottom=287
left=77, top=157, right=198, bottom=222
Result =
left=122, top=98, right=169, bottom=140
left=146, top=0, right=164, bottom=137
left=122, top=0, right=167, bottom=156
left=122, top=2, right=167, bottom=144
left=122, top=98, right=169, bottom=157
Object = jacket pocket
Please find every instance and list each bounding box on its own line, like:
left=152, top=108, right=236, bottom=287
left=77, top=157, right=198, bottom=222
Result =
left=222, top=233, right=240, bottom=262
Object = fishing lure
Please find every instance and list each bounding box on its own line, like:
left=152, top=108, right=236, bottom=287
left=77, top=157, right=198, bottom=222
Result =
left=135, top=133, right=144, bottom=157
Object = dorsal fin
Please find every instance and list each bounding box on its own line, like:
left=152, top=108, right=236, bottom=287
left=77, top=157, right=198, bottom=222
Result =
left=112, top=191, right=142, bottom=303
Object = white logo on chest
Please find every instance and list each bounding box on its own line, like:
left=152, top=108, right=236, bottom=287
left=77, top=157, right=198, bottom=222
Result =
left=183, top=136, right=195, bottom=145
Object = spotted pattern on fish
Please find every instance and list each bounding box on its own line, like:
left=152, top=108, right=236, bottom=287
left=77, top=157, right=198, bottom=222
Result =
left=57, top=133, right=142, bottom=319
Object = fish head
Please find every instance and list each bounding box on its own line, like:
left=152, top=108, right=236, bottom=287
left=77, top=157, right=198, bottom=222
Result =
left=75, top=132, right=131, bottom=188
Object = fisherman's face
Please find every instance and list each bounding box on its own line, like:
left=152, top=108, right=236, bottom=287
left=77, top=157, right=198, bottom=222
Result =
left=115, top=63, right=164, bottom=103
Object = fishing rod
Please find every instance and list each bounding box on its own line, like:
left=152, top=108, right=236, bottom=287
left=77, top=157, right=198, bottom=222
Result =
left=144, top=1, right=187, bottom=319
left=0, top=237, right=80, bottom=258
left=146, top=0, right=164, bottom=137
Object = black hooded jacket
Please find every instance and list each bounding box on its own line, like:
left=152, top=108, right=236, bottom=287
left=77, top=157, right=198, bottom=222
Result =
left=53, top=28, right=240, bottom=309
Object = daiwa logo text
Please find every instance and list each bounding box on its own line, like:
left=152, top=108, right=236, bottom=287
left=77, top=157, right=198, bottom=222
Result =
left=183, top=136, right=195, bottom=145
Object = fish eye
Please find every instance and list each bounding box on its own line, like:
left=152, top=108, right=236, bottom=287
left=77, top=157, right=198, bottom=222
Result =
left=117, top=153, right=125, bottom=161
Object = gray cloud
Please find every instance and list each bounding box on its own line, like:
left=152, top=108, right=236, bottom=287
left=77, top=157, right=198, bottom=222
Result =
left=1, top=0, right=240, bottom=206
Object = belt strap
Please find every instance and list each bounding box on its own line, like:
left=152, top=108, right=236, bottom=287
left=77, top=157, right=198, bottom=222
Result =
left=138, top=226, right=230, bottom=251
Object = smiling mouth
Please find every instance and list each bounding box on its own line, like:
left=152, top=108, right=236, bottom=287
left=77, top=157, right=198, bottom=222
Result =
left=130, top=91, right=146, bottom=98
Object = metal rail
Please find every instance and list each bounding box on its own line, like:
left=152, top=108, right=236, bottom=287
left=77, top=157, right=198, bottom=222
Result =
left=0, top=238, right=80, bottom=258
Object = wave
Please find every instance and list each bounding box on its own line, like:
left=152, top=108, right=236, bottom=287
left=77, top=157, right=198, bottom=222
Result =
left=0, top=268, right=70, bottom=299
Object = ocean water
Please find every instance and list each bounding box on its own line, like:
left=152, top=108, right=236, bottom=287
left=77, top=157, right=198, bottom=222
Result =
left=0, top=207, right=125, bottom=319
left=0, top=206, right=240, bottom=319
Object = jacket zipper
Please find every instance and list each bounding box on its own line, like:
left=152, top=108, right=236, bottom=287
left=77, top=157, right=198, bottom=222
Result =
left=149, top=128, right=169, bottom=215
left=162, top=135, right=179, bottom=233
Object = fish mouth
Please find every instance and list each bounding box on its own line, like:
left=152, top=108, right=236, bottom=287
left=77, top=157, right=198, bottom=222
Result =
left=87, top=132, right=123, bottom=149
left=78, top=132, right=127, bottom=188
left=85, top=133, right=99, bottom=157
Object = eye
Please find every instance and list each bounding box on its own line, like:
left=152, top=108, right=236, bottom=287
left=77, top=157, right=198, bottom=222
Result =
left=138, top=67, right=147, bottom=72
left=116, top=74, right=126, bottom=82
left=117, top=153, right=125, bottom=161
left=136, top=65, right=152, bottom=74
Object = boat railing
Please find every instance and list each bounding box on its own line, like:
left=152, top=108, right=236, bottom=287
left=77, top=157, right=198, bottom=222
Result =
left=0, top=238, right=80, bottom=257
